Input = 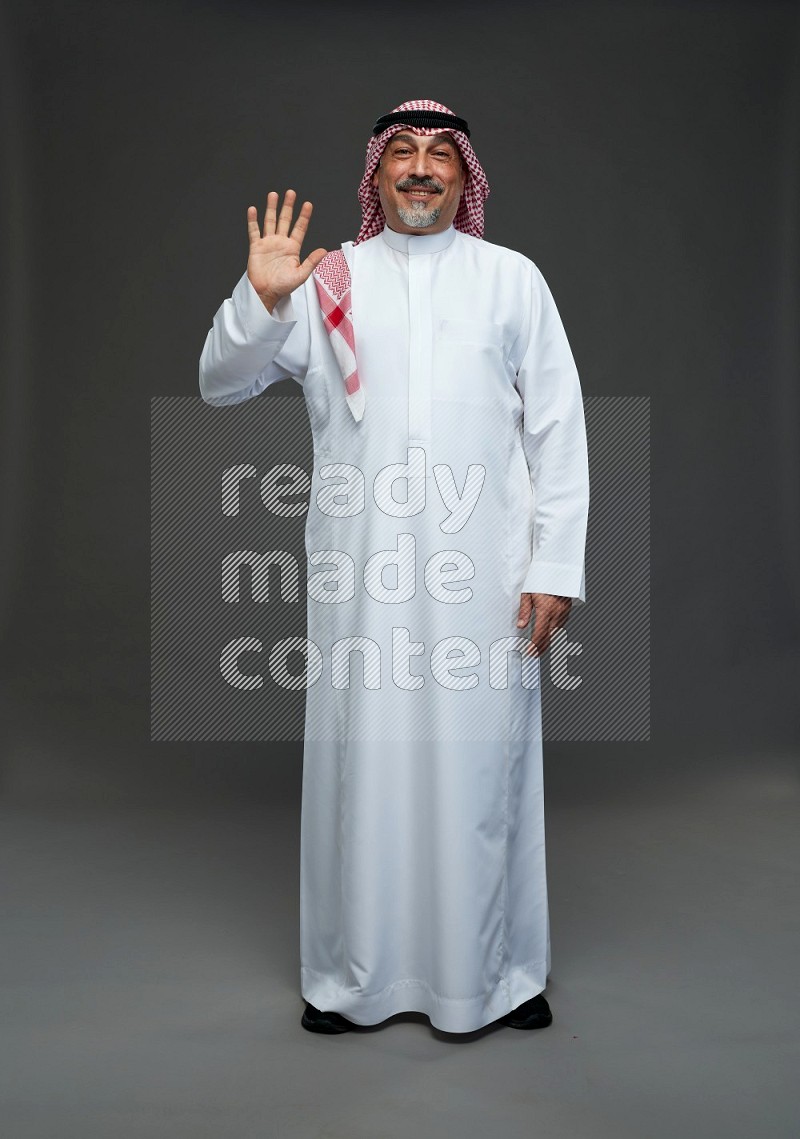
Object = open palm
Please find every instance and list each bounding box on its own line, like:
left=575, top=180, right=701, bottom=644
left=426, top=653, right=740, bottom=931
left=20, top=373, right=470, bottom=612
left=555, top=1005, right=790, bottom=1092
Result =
left=246, top=189, right=327, bottom=310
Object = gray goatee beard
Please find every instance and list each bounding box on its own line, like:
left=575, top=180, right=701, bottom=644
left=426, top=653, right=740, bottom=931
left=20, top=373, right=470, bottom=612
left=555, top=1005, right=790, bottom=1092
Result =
left=396, top=201, right=443, bottom=228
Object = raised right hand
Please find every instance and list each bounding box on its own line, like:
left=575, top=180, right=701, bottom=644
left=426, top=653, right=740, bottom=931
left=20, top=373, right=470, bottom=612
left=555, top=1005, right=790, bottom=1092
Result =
left=246, top=189, right=327, bottom=313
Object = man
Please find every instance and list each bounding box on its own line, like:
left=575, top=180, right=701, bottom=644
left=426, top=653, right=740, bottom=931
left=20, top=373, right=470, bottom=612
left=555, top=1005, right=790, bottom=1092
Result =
left=199, top=99, right=590, bottom=1036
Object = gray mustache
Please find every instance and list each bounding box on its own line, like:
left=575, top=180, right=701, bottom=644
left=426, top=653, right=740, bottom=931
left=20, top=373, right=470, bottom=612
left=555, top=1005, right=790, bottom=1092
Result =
left=395, top=178, right=444, bottom=193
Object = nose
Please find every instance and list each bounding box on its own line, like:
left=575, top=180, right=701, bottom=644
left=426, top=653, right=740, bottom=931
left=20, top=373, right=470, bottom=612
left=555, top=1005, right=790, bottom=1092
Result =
left=410, top=149, right=434, bottom=178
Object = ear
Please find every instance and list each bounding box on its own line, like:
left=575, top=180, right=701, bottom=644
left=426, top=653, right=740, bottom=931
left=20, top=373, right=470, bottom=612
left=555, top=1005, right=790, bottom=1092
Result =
left=371, top=164, right=380, bottom=188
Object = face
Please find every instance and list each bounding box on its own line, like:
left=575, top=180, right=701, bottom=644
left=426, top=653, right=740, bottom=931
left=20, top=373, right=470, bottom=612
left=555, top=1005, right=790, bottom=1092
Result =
left=371, top=131, right=465, bottom=234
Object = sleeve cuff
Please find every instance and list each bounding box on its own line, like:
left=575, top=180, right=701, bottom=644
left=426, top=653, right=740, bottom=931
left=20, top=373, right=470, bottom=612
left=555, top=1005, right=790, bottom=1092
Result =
left=232, top=273, right=299, bottom=341
left=520, top=560, right=586, bottom=604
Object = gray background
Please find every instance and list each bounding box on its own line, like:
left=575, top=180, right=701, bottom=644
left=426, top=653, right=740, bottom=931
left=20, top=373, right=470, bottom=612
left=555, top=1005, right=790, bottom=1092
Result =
left=1, top=1, right=798, bottom=1136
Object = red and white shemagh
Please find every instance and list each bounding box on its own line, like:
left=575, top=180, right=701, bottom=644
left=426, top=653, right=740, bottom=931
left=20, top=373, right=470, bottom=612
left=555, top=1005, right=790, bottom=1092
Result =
left=312, top=99, right=490, bottom=423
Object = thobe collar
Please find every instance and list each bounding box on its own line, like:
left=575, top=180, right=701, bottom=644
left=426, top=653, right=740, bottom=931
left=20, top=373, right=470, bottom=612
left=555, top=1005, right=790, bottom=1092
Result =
left=379, top=223, right=457, bottom=255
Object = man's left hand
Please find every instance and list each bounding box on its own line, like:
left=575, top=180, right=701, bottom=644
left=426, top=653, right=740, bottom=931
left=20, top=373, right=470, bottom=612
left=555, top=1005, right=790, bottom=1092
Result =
left=516, top=593, right=573, bottom=656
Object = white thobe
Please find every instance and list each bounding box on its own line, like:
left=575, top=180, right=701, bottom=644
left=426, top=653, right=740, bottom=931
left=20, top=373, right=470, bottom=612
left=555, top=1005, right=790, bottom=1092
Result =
left=199, top=222, right=589, bottom=1032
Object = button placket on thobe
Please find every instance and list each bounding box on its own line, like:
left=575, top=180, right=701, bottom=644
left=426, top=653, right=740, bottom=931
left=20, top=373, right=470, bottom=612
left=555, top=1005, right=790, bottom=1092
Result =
left=377, top=224, right=457, bottom=450
left=407, top=250, right=433, bottom=447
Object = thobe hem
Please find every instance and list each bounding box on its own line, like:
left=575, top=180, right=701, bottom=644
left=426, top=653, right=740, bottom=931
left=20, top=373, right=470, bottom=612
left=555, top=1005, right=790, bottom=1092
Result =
left=300, top=958, right=550, bottom=1034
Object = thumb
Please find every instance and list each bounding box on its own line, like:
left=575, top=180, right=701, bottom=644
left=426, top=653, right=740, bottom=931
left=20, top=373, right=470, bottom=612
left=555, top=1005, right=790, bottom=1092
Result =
left=300, top=247, right=328, bottom=277
left=516, top=593, right=533, bottom=628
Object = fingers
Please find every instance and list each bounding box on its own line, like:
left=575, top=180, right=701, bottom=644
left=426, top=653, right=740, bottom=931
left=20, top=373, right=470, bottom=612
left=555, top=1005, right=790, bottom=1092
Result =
left=289, top=199, right=314, bottom=245
left=526, top=610, right=551, bottom=657
left=276, top=188, right=297, bottom=237
left=516, top=593, right=533, bottom=629
left=254, top=191, right=313, bottom=244
left=522, top=593, right=572, bottom=656
left=262, top=191, right=279, bottom=238
left=247, top=205, right=261, bottom=245
left=517, top=592, right=545, bottom=657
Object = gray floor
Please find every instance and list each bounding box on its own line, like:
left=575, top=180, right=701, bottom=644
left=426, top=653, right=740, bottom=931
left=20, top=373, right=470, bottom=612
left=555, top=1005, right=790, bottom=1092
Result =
left=1, top=741, right=798, bottom=1138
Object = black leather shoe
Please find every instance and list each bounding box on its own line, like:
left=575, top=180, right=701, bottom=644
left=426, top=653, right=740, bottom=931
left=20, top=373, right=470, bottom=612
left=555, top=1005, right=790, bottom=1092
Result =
left=499, top=992, right=553, bottom=1030
left=301, top=1001, right=355, bottom=1034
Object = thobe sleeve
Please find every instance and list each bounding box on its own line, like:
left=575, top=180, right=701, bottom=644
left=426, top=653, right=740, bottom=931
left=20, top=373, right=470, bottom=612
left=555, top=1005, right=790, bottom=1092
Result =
left=515, top=265, right=590, bottom=605
left=199, top=271, right=312, bottom=405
